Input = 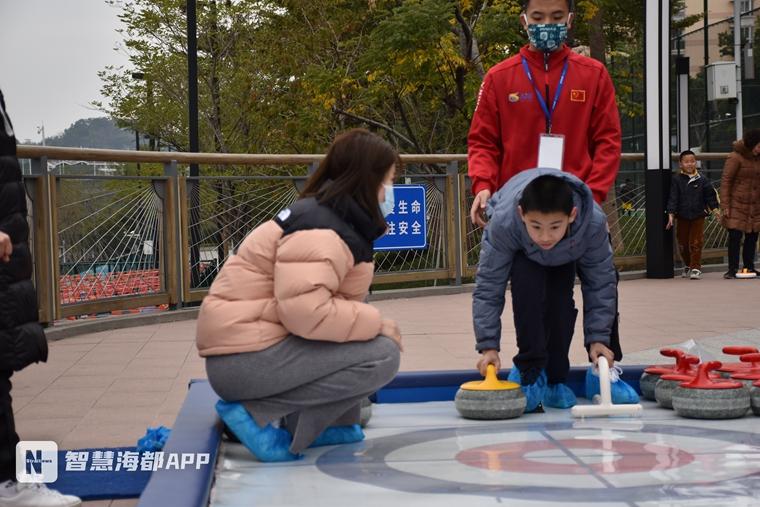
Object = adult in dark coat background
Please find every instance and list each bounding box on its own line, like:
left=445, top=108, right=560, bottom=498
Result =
left=0, top=89, right=80, bottom=506
left=720, top=129, right=760, bottom=278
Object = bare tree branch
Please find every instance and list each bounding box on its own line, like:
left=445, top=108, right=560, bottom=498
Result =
left=332, top=107, right=417, bottom=148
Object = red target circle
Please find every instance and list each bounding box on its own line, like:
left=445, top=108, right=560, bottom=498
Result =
left=456, top=439, right=695, bottom=475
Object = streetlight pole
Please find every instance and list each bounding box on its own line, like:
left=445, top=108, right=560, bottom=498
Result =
left=187, top=0, right=201, bottom=289
left=132, top=71, right=146, bottom=174
left=703, top=0, right=710, bottom=152
left=734, top=0, right=744, bottom=139
left=187, top=0, right=199, bottom=175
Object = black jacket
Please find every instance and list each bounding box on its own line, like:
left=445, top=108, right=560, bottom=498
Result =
left=273, top=194, right=386, bottom=264
left=666, top=172, right=719, bottom=221
left=0, top=90, right=47, bottom=371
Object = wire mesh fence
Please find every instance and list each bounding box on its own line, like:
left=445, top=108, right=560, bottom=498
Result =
left=15, top=147, right=740, bottom=322
left=186, top=176, right=301, bottom=290
left=56, top=176, right=164, bottom=306
left=462, top=184, right=483, bottom=275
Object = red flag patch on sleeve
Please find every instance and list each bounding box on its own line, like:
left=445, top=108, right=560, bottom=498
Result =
left=570, top=89, right=586, bottom=102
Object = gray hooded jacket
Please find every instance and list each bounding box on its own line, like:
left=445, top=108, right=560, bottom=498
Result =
left=473, top=168, right=616, bottom=352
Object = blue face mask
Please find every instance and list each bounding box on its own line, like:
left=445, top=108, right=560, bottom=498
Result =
left=525, top=21, right=569, bottom=52
left=379, top=184, right=395, bottom=218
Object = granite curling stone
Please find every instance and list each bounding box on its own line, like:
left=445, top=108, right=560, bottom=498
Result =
left=717, top=346, right=759, bottom=378
left=672, top=361, right=750, bottom=420
left=640, top=348, right=693, bottom=401
left=752, top=381, right=760, bottom=416
left=730, top=353, right=760, bottom=389
left=655, top=373, right=694, bottom=409
left=658, top=363, right=730, bottom=410
left=455, top=364, right=526, bottom=420
left=653, top=354, right=702, bottom=408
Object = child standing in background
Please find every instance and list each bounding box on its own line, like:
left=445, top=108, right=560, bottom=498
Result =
left=666, top=150, right=719, bottom=280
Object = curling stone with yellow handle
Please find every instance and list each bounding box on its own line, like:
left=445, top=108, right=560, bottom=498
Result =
left=455, top=365, right=526, bottom=420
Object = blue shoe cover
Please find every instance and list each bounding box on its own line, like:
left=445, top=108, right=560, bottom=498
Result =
left=543, top=383, right=577, bottom=409
left=507, top=366, right=521, bottom=384
left=137, top=426, right=171, bottom=451
left=585, top=366, right=640, bottom=404
left=610, top=380, right=640, bottom=404
left=507, top=367, right=547, bottom=412
left=215, top=400, right=302, bottom=462
left=309, top=424, right=365, bottom=448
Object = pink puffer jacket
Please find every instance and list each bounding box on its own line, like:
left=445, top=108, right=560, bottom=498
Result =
left=196, top=198, right=384, bottom=357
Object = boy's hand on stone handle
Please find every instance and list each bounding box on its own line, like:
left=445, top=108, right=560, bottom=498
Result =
left=589, top=342, right=614, bottom=367
left=477, top=349, right=501, bottom=377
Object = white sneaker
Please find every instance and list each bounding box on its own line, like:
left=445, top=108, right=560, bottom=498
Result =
left=0, top=480, right=81, bottom=507
left=690, top=269, right=702, bottom=280
left=681, top=267, right=690, bottom=278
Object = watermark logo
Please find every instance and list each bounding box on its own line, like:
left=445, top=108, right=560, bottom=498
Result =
left=16, top=441, right=58, bottom=483
left=64, top=450, right=211, bottom=472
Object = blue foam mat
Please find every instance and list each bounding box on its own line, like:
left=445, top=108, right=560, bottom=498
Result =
left=51, top=447, right=151, bottom=500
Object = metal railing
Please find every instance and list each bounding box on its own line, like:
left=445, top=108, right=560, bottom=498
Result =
left=17, top=146, right=732, bottom=324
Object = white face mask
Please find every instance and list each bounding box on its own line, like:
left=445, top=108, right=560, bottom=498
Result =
left=379, top=183, right=395, bottom=217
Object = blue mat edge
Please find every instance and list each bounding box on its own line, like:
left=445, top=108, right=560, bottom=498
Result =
left=136, top=378, right=223, bottom=507
left=136, top=366, right=646, bottom=507
left=372, top=366, right=643, bottom=403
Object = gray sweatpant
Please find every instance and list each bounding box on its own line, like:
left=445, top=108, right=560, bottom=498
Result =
left=205, top=334, right=400, bottom=453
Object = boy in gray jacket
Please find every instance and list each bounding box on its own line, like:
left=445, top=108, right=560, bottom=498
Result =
left=473, top=169, right=638, bottom=412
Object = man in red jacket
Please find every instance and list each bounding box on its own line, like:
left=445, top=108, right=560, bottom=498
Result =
left=468, top=0, right=621, bottom=227
left=467, top=0, right=624, bottom=412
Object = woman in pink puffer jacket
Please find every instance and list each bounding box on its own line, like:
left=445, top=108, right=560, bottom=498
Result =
left=196, top=129, right=402, bottom=461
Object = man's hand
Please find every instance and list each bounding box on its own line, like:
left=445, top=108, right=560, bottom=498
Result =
left=665, top=214, right=674, bottom=230
left=588, top=342, right=614, bottom=367
left=476, top=349, right=501, bottom=376
left=470, top=189, right=491, bottom=228
left=380, top=319, right=403, bottom=352
left=0, top=232, right=11, bottom=263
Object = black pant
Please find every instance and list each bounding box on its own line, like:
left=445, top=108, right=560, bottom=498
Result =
left=0, top=370, right=17, bottom=482
left=510, top=252, right=578, bottom=385
left=727, top=229, right=759, bottom=273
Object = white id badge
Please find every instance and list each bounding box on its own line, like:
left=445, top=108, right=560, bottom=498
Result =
left=537, top=133, right=565, bottom=171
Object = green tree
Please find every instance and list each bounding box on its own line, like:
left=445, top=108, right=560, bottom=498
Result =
left=98, top=0, right=702, bottom=158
